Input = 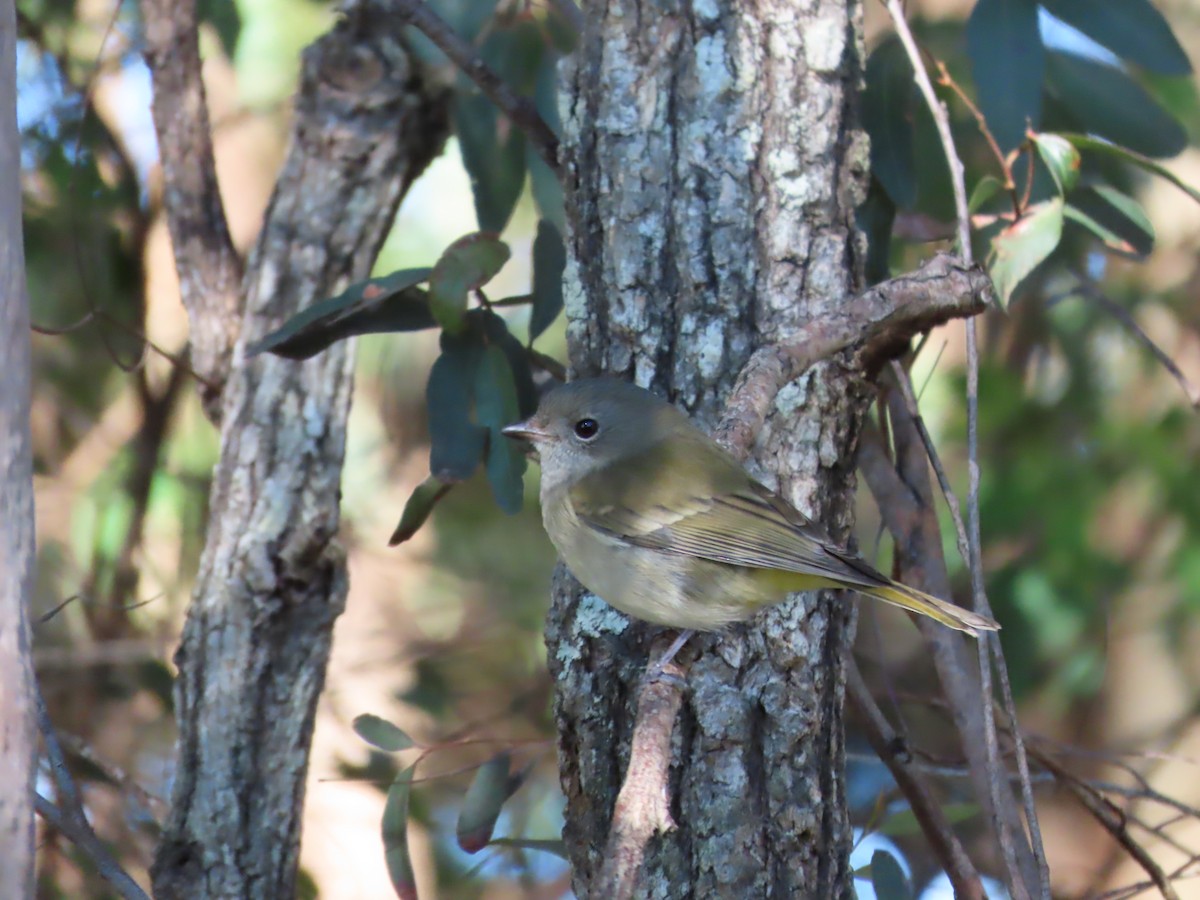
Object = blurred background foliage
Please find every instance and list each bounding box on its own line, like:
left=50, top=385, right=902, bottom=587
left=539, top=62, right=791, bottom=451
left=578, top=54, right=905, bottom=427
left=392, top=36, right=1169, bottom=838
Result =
left=15, top=0, right=1200, bottom=896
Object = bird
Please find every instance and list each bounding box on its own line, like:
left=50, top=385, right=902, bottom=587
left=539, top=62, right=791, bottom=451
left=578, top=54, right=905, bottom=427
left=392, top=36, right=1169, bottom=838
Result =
left=501, top=378, right=999, bottom=665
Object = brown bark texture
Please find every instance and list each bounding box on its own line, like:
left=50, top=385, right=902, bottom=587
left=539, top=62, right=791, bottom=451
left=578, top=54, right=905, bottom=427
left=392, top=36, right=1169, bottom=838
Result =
left=145, top=7, right=449, bottom=897
left=0, top=0, right=38, bottom=891
left=547, top=0, right=871, bottom=896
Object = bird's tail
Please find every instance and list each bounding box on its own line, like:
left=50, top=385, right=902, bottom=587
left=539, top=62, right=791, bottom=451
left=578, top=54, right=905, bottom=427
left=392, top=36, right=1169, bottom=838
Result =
left=860, top=583, right=999, bottom=637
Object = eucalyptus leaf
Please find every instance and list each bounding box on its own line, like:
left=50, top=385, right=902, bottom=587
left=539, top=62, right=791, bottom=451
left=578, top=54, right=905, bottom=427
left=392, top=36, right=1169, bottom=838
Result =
left=475, top=344, right=526, bottom=514
left=1033, top=133, right=1081, bottom=194
left=479, top=311, right=538, bottom=417
left=967, top=0, right=1043, bottom=151
left=388, top=476, right=453, bottom=546
left=382, top=768, right=417, bottom=900
left=1046, top=52, right=1187, bottom=159
left=454, top=90, right=527, bottom=234
left=428, top=234, right=511, bottom=334
left=427, top=332, right=487, bottom=482
left=246, top=268, right=434, bottom=359
left=863, top=39, right=917, bottom=210
left=457, top=752, right=516, bottom=853
left=353, top=714, right=414, bottom=752
left=870, top=849, right=913, bottom=900
left=1042, top=0, right=1191, bottom=76
left=1062, top=133, right=1200, bottom=206
left=1065, top=186, right=1154, bottom=256
left=530, top=221, right=566, bottom=342
left=989, top=197, right=1065, bottom=306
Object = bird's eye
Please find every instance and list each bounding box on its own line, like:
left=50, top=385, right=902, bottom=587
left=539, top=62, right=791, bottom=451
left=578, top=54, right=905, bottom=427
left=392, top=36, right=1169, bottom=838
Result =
left=573, top=418, right=599, bottom=440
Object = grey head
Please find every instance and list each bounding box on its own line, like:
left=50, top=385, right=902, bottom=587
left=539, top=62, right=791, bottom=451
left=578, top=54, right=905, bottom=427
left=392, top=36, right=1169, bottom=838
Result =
left=501, top=378, right=691, bottom=492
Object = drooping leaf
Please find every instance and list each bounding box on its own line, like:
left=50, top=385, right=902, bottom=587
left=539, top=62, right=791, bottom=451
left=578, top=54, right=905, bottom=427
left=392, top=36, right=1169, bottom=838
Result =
left=454, top=90, right=527, bottom=234
left=528, top=143, right=566, bottom=234
left=427, top=331, right=487, bottom=482
left=1064, top=185, right=1154, bottom=256
left=479, top=311, right=538, bottom=417
left=530, top=221, right=566, bottom=341
left=1062, top=133, right=1200, bottom=206
left=475, top=344, right=526, bottom=514
left=382, top=768, right=417, bottom=900
left=246, top=268, right=434, bottom=359
left=1046, top=52, right=1187, bottom=159
left=863, top=38, right=917, bottom=210
left=428, top=234, right=511, bottom=334
left=858, top=180, right=896, bottom=286
left=1041, top=0, right=1191, bottom=76
left=988, top=197, right=1065, bottom=306
left=353, top=714, right=415, bottom=752
left=870, top=849, right=913, bottom=900
left=388, top=476, right=453, bottom=546
left=966, top=0, right=1044, bottom=151
left=1033, top=133, right=1081, bottom=193
left=457, top=752, right=518, bottom=853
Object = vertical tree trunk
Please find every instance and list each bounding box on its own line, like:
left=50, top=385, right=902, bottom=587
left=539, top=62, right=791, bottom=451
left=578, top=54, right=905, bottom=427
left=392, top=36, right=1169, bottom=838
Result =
left=146, top=10, right=449, bottom=897
left=548, top=1, right=871, bottom=895
left=0, top=0, right=38, bottom=891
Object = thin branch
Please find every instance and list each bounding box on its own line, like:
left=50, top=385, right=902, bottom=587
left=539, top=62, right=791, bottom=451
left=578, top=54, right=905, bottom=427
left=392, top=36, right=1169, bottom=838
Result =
left=883, top=1, right=1051, bottom=894
left=1071, top=274, right=1200, bottom=409
left=715, top=252, right=992, bottom=456
left=33, top=794, right=150, bottom=900
left=388, top=0, right=561, bottom=176
left=847, top=662, right=986, bottom=899
left=597, top=634, right=688, bottom=900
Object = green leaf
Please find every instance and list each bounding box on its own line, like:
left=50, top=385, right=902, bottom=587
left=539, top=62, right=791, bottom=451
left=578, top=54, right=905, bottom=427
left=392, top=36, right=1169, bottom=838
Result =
left=427, top=332, right=487, bottom=482
left=1041, top=0, right=1191, bottom=76
left=454, top=91, right=527, bottom=233
left=246, top=268, right=434, bottom=359
left=1033, top=133, right=1081, bottom=194
left=968, top=175, right=1006, bottom=214
left=428, top=233, right=511, bottom=333
left=530, top=221, right=566, bottom=341
left=382, top=768, right=417, bottom=900
left=479, top=311, right=538, bottom=417
left=1062, top=133, right=1200, bottom=206
left=967, top=0, right=1043, bottom=151
left=988, top=197, right=1065, bottom=306
left=475, top=345, right=526, bottom=514
left=388, top=476, right=453, bottom=546
left=528, top=145, right=566, bottom=233
left=487, top=837, right=569, bottom=859
left=1046, top=52, right=1187, bottom=159
left=1064, top=185, right=1154, bottom=256
left=879, top=802, right=980, bottom=837
left=870, top=849, right=913, bottom=900
left=457, top=752, right=518, bottom=853
left=863, top=39, right=917, bottom=210
left=353, top=713, right=415, bottom=752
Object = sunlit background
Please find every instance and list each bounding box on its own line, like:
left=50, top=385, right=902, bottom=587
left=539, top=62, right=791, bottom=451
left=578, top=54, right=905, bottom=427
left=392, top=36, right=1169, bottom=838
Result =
left=17, top=0, right=1200, bottom=896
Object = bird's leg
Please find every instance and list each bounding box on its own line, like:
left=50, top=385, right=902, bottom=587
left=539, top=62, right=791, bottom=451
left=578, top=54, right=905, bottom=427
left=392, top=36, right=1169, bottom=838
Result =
left=643, top=629, right=695, bottom=687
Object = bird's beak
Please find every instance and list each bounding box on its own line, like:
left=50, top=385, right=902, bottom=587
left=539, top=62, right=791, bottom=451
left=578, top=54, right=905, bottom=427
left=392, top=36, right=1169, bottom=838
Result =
left=501, top=417, right=554, bottom=443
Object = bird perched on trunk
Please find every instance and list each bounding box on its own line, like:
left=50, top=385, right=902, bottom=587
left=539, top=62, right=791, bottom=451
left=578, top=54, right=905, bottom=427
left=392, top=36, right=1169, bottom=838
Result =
left=502, top=379, right=998, bottom=662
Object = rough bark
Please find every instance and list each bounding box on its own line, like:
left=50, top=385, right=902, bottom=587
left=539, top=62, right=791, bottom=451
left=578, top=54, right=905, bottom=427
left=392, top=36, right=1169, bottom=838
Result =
left=147, top=8, right=449, bottom=897
left=0, top=0, right=37, bottom=890
left=548, top=0, right=870, bottom=896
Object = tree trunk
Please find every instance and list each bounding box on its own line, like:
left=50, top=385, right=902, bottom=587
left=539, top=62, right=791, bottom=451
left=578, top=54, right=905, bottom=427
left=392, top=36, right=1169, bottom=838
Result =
left=548, top=1, right=870, bottom=896
left=0, top=0, right=37, bottom=891
left=146, top=9, right=449, bottom=897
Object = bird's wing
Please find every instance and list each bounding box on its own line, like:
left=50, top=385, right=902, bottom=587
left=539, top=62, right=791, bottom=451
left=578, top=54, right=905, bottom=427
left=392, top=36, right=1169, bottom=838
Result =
left=568, top=433, right=892, bottom=589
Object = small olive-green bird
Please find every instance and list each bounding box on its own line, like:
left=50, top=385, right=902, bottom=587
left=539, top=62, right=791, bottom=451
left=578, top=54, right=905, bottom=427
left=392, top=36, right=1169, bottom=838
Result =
left=502, top=379, right=998, bottom=642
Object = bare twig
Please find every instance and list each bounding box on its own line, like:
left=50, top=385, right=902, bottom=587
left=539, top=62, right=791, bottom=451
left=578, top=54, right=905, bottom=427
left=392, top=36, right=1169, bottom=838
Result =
left=389, top=0, right=561, bottom=176
left=882, top=2, right=1050, bottom=894
left=715, top=253, right=992, bottom=456
left=1071, top=274, right=1200, bottom=408
left=847, top=662, right=985, bottom=899
left=33, top=794, right=150, bottom=900
left=35, top=688, right=149, bottom=900
left=597, top=634, right=688, bottom=900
